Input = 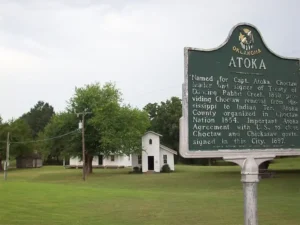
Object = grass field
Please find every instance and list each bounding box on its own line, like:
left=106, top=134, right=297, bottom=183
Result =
left=0, top=158, right=300, bottom=225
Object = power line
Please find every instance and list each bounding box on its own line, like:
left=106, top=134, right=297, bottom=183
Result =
left=0, top=129, right=80, bottom=144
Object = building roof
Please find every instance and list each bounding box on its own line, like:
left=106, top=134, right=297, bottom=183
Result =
left=144, top=131, right=163, bottom=137
left=160, top=144, right=178, bottom=155
left=16, top=153, right=42, bottom=159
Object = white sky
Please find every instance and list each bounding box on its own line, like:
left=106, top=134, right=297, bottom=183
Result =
left=0, top=0, right=299, bottom=121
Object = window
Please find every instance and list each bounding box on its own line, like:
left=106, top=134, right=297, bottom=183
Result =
left=111, top=155, right=115, bottom=161
left=163, top=155, right=167, bottom=164
left=138, top=155, right=142, bottom=164
left=149, top=139, right=152, bottom=145
left=128, top=155, right=131, bottom=161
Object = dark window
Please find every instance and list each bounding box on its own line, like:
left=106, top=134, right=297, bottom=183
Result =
left=138, top=155, right=142, bottom=164
left=149, top=139, right=152, bottom=144
left=111, top=155, right=115, bottom=161
left=163, top=155, right=167, bottom=164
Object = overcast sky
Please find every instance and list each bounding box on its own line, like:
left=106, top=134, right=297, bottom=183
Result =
left=0, top=0, right=299, bottom=121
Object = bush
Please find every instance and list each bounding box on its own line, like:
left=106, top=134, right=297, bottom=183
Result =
left=129, top=166, right=142, bottom=174
left=161, top=164, right=171, bottom=173
left=133, top=166, right=140, bottom=172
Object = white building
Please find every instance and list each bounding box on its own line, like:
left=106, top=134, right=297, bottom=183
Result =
left=68, top=131, right=177, bottom=172
left=69, top=154, right=132, bottom=168
left=132, top=131, right=177, bottom=173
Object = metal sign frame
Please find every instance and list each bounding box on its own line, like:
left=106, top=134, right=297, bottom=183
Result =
left=179, top=22, right=300, bottom=159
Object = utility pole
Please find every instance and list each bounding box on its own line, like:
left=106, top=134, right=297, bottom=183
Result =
left=4, top=132, right=10, bottom=181
left=76, top=109, right=92, bottom=181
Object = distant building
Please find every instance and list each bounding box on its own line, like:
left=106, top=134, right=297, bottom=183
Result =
left=16, top=153, right=43, bottom=168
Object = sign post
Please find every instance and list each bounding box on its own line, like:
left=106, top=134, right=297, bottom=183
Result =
left=179, top=22, right=300, bottom=225
left=224, top=155, right=274, bottom=225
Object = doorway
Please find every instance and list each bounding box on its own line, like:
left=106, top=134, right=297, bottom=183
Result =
left=98, top=155, right=103, bottom=165
left=148, top=156, right=154, bottom=170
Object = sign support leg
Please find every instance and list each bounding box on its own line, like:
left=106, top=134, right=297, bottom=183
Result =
left=223, top=155, right=275, bottom=225
left=243, top=182, right=257, bottom=225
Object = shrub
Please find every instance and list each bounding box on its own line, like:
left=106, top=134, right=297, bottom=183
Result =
left=161, top=164, right=171, bottom=173
left=133, top=166, right=140, bottom=172
left=129, top=166, right=142, bottom=174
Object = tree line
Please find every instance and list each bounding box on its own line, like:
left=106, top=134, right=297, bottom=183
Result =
left=1, top=82, right=193, bottom=173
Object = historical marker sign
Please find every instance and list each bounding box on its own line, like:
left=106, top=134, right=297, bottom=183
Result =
left=179, top=23, right=300, bottom=158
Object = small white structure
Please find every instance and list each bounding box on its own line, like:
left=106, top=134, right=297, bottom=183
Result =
left=69, top=154, right=132, bottom=168
left=132, top=131, right=177, bottom=173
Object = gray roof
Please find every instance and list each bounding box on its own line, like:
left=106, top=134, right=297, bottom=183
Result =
left=160, top=144, right=178, bottom=155
left=144, top=131, right=163, bottom=137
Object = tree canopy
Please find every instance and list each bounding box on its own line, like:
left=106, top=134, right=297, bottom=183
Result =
left=36, top=111, right=80, bottom=163
left=20, top=101, right=55, bottom=138
left=40, top=82, right=150, bottom=175
left=0, top=118, right=33, bottom=170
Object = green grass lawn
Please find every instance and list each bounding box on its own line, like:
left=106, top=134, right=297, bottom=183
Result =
left=0, top=158, right=300, bottom=225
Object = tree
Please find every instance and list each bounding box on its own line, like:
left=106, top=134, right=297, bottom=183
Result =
left=21, top=101, right=55, bottom=138
left=9, top=119, right=34, bottom=158
left=144, top=97, right=182, bottom=161
left=36, top=112, right=80, bottom=165
left=91, top=103, right=150, bottom=159
left=67, top=82, right=150, bottom=175
left=41, top=82, right=150, bottom=177
left=115, top=105, right=151, bottom=153
left=65, top=82, right=123, bottom=175
left=0, top=118, right=33, bottom=171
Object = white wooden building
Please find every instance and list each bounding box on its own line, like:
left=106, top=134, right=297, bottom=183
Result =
left=132, top=131, right=177, bottom=173
left=69, top=154, right=132, bottom=168
left=68, top=131, right=177, bottom=172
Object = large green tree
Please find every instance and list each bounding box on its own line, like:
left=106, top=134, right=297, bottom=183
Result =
left=144, top=97, right=182, bottom=158
left=69, top=82, right=150, bottom=174
left=21, top=101, right=55, bottom=138
left=40, top=82, right=150, bottom=176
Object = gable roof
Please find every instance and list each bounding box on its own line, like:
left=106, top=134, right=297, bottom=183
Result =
left=144, top=131, right=163, bottom=137
left=160, top=144, right=178, bottom=155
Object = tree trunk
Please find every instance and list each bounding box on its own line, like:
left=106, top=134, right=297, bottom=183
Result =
left=85, top=154, right=93, bottom=174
